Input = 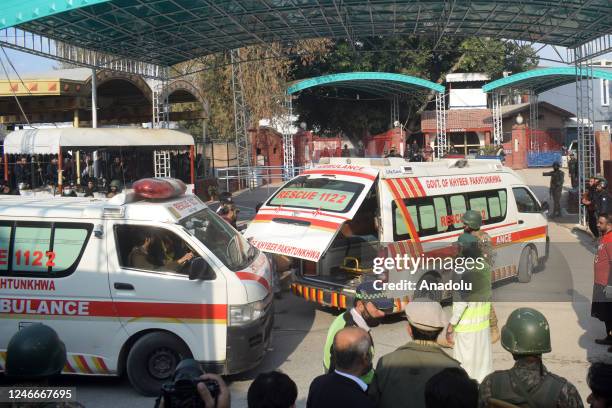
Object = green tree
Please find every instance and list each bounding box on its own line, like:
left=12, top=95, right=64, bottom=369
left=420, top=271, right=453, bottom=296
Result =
left=290, top=36, right=538, bottom=138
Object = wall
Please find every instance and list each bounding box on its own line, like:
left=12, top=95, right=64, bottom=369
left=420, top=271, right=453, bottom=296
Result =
left=204, top=142, right=238, bottom=168
left=502, top=125, right=528, bottom=169
left=363, top=127, right=407, bottom=157
left=294, top=130, right=343, bottom=167
left=249, top=127, right=283, bottom=182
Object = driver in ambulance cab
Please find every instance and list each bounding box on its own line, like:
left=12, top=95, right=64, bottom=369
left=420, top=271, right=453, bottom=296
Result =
left=129, top=231, right=193, bottom=272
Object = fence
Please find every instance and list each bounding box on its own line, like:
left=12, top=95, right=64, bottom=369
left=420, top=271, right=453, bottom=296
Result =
left=527, top=151, right=562, bottom=167
left=214, top=165, right=305, bottom=193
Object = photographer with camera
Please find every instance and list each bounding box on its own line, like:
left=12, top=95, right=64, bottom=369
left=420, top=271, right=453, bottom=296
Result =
left=155, top=359, right=230, bottom=408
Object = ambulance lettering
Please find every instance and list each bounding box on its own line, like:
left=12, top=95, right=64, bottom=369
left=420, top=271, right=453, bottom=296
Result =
left=425, top=175, right=503, bottom=191
left=495, top=233, right=513, bottom=244
left=0, top=248, right=56, bottom=268
left=0, top=278, right=56, bottom=291
left=0, top=299, right=89, bottom=315
left=440, top=211, right=486, bottom=227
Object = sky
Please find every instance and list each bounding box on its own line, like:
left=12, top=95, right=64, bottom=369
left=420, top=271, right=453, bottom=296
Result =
left=0, top=42, right=610, bottom=78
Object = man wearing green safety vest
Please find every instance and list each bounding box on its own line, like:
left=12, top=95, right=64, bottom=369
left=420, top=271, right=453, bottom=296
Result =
left=323, top=280, right=395, bottom=384
left=446, top=210, right=493, bottom=383
left=479, top=308, right=583, bottom=408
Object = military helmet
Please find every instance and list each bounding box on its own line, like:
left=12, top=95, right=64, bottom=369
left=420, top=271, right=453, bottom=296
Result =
left=462, top=210, right=482, bottom=230
left=109, top=179, right=121, bottom=188
left=600, top=179, right=609, bottom=189
left=5, top=324, right=67, bottom=378
left=501, top=308, right=551, bottom=355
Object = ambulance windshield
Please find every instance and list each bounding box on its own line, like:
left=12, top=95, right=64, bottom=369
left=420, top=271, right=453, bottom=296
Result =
left=267, top=176, right=364, bottom=213
left=180, top=208, right=255, bottom=271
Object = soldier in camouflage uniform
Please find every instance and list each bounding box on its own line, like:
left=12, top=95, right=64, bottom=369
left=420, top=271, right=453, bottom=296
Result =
left=5, top=324, right=85, bottom=408
left=479, top=308, right=583, bottom=408
left=543, top=162, right=564, bottom=218
left=457, top=210, right=499, bottom=342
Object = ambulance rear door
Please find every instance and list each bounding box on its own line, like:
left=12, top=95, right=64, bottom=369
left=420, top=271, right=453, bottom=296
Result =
left=244, top=165, right=379, bottom=262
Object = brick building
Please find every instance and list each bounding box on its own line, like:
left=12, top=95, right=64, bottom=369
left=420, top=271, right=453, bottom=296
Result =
left=421, top=109, right=493, bottom=155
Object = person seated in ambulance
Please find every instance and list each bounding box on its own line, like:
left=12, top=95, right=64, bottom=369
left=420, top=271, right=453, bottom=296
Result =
left=128, top=231, right=194, bottom=273
left=159, top=231, right=195, bottom=269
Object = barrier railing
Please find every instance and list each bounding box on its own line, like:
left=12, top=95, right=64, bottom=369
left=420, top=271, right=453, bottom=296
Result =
left=214, top=165, right=305, bottom=193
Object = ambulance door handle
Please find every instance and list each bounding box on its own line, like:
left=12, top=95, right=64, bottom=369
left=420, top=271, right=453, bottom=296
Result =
left=518, top=220, right=525, bottom=224
left=114, top=282, right=134, bottom=290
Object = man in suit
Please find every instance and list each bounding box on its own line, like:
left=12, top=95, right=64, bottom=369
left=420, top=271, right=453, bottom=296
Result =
left=307, top=327, right=375, bottom=408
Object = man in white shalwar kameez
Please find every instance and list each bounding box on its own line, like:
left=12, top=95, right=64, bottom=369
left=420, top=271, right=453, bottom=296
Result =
left=447, top=301, right=493, bottom=383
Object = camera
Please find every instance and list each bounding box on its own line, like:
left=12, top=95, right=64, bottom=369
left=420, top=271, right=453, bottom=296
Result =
left=159, top=359, right=220, bottom=408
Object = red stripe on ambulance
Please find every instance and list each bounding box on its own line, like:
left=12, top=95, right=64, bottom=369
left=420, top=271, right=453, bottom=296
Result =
left=0, top=298, right=228, bottom=320
left=235, top=272, right=270, bottom=291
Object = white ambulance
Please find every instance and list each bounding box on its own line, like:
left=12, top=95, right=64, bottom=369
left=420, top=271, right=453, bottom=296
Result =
left=245, top=157, right=549, bottom=312
left=0, top=180, right=273, bottom=396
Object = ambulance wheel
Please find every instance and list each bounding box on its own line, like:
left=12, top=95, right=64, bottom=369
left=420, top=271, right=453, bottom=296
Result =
left=126, top=332, right=192, bottom=396
left=518, top=246, right=536, bottom=283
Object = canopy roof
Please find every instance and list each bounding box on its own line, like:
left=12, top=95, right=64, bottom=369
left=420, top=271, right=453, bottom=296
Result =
left=2, top=1, right=611, bottom=68
left=4, top=128, right=194, bottom=154
left=287, top=72, right=444, bottom=96
left=483, top=67, right=612, bottom=94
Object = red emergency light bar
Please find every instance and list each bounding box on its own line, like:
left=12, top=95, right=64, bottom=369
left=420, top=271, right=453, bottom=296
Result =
left=133, top=178, right=187, bottom=199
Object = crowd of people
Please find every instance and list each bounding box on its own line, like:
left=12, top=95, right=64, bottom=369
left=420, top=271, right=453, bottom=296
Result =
left=3, top=156, right=612, bottom=408
left=582, top=176, right=611, bottom=239
left=0, top=151, right=193, bottom=196
left=4, top=314, right=611, bottom=408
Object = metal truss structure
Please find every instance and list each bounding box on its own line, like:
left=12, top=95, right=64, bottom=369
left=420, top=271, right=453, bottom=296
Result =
left=485, top=64, right=611, bottom=226
left=230, top=49, right=252, bottom=189
left=435, top=92, right=447, bottom=159
left=0, top=2, right=610, bottom=81
left=3, top=1, right=610, bottom=69
left=574, top=51, right=596, bottom=226
left=152, top=78, right=170, bottom=129
left=282, top=95, right=295, bottom=181
left=491, top=91, right=503, bottom=146
left=570, top=34, right=612, bottom=64
left=0, top=27, right=163, bottom=78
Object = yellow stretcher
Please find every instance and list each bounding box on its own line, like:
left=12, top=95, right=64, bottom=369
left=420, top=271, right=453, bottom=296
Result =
left=339, top=256, right=373, bottom=274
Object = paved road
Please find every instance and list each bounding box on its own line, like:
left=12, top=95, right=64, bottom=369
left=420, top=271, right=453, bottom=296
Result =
left=3, top=169, right=610, bottom=407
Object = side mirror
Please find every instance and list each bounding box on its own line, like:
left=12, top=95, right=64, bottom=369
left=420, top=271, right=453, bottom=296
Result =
left=541, top=201, right=550, bottom=212
left=188, top=257, right=216, bottom=281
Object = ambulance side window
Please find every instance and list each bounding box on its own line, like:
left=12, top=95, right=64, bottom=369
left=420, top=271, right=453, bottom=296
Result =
left=12, top=226, right=52, bottom=274
left=513, top=187, right=541, bottom=213
left=393, top=204, right=411, bottom=238
left=434, top=197, right=449, bottom=233
left=0, top=225, right=11, bottom=271
left=392, top=197, right=449, bottom=240
left=0, top=222, right=92, bottom=277
left=468, top=196, right=489, bottom=221
left=115, top=225, right=199, bottom=275
left=450, top=195, right=467, bottom=229
left=52, top=228, right=90, bottom=272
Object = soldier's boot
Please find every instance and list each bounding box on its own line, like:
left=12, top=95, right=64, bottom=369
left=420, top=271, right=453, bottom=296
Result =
left=490, top=305, right=500, bottom=344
